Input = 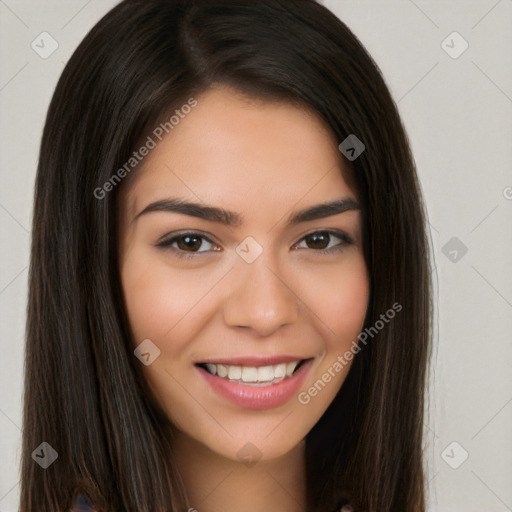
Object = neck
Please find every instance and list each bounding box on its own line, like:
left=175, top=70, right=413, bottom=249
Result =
left=173, top=431, right=307, bottom=512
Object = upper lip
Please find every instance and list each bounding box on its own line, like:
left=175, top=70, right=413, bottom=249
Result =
left=196, top=355, right=310, bottom=366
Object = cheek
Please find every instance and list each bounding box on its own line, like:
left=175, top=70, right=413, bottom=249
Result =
left=121, top=255, right=173, bottom=344
left=120, top=248, right=213, bottom=347
left=299, top=254, right=369, bottom=348
left=328, top=265, right=369, bottom=341
left=294, top=256, right=368, bottom=415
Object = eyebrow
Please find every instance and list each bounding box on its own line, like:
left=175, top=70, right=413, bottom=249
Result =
left=133, top=197, right=360, bottom=226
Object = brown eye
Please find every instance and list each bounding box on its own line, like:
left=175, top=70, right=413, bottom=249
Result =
left=295, top=230, right=353, bottom=252
left=304, top=232, right=330, bottom=249
left=156, top=232, right=217, bottom=256
left=176, top=235, right=203, bottom=252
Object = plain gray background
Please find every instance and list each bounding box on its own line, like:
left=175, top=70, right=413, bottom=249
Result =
left=1, top=1, right=511, bottom=511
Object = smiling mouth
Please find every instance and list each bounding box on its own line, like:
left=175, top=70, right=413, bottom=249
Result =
left=196, top=359, right=309, bottom=386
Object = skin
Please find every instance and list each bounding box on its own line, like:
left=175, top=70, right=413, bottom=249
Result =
left=118, top=85, right=369, bottom=512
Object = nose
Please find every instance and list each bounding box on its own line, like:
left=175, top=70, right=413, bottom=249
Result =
left=222, top=255, right=301, bottom=336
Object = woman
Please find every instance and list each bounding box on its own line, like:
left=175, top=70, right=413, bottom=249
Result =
left=20, top=1, right=432, bottom=511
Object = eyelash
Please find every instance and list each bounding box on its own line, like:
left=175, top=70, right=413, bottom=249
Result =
left=155, top=230, right=354, bottom=260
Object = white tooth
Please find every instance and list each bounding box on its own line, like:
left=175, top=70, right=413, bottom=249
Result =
left=274, top=363, right=286, bottom=379
left=206, top=363, right=217, bottom=375
left=257, top=365, right=274, bottom=382
left=285, top=361, right=299, bottom=377
left=217, top=364, right=228, bottom=378
left=228, top=365, right=242, bottom=380
left=241, top=366, right=258, bottom=382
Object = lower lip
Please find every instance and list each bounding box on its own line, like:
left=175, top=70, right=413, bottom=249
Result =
left=196, top=359, right=313, bottom=410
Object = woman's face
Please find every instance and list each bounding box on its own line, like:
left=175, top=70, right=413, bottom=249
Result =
left=118, top=86, right=369, bottom=462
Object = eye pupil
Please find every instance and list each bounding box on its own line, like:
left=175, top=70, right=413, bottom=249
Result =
left=177, top=235, right=202, bottom=251
left=305, top=232, right=329, bottom=249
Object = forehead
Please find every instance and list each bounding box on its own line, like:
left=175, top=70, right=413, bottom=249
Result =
left=118, top=86, right=356, bottom=222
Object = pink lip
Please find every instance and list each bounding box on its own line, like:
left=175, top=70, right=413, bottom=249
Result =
left=196, top=358, right=313, bottom=410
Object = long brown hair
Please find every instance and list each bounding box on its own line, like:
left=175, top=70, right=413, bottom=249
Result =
left=21, top=1, right=432, bottom=510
